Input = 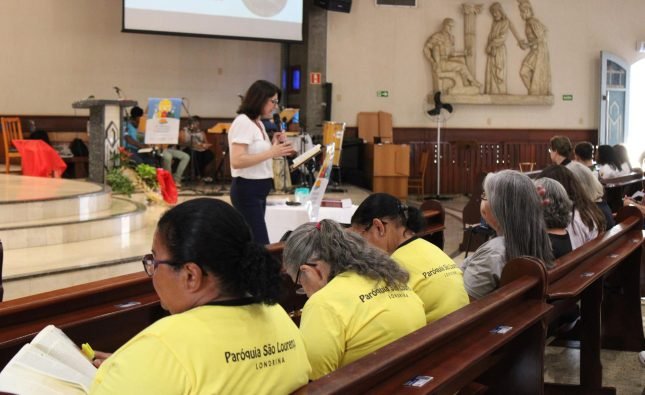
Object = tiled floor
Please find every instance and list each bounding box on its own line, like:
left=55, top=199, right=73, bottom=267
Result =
left=1, top=178, right=644, bottom=393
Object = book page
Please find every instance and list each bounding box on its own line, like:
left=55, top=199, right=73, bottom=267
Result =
left=0, top=344, right=89, bottom=394
left=291, top=144, right=321, bottom=169
left=31, top=325, right=97, bottom=380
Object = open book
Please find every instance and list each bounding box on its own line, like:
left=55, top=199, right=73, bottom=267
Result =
left=291, top=144, right=322, bottom=171
left=0, top=325, right=97, bottom=394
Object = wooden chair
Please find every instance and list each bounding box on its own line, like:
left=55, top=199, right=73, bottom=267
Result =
left=1, top=117, right=23, bottom=174
left=518, top=162, right=535, bottom=172
left=408, top=151, right=429, bottom=198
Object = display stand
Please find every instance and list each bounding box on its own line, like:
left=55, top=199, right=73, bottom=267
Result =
left=322, top=122, right=346, bottom=192
left=72, top=99, right=137, bottom=183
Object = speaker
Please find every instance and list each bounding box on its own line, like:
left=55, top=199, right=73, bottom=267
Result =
left=315, top=0, right=352, bottom=13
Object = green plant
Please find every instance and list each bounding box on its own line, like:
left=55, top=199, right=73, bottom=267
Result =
left=106, top=168, right=135, bottom=196
left=135, top=164, right=158, bottom=189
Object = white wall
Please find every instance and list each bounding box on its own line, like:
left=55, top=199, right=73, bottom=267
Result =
left=326, top=0, right=645, bottom=129
left=0, top=0, right=281, bottom=117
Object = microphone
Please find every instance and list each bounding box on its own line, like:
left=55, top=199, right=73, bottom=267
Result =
left=113, top=86, right=122, bottom=98
left=273, top=113, right=282, bottom=131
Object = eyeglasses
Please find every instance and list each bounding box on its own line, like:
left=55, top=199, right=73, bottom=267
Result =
left=294, top=262, right=317, bottom=295
left=269, top=98, right=279, bottom=105
left=480, top=192, right=488, bottom=201
left=141, top=253, right=180, bottom=277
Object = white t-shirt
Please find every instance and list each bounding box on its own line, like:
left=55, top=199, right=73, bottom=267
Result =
left=228, top=114, right=273, bottom=179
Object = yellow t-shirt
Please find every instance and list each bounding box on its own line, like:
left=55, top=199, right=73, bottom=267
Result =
left=392, top=238, right=469, bottom=323
left=90, top=303, right=310, bottom=395
left=300, top=271, right=425, bottom=380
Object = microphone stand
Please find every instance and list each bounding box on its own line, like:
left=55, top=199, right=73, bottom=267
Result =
left=181, top=99, right=198, bottom=185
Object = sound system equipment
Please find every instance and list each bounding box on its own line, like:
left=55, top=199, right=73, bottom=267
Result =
left=315, top=0, right=352, bottom=13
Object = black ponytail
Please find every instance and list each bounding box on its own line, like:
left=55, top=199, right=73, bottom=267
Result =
left=157, top=198, right=283, bottom=304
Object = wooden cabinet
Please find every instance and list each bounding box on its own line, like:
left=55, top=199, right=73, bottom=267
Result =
left=365, top=143, right=410, bottom=199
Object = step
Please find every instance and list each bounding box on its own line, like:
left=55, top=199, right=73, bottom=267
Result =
left=0, top=197, right=146, bottom=250
left=0, top=174, right=111, bottom=224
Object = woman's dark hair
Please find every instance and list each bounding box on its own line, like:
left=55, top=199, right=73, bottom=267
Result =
left=574, top=141, right=594, bottom=161
left=549, top=136, right=573, bottom=158
left=612, top=144, right=632, bottom=171
left=597, top=145, right=622, bottom=171
left=538, top=165, right=606, bottom=233
left=351, top=193, right=425, bottom=233
left=237, top=80, right=281, bottom=120
left=156, top=198, right=283, bottom=304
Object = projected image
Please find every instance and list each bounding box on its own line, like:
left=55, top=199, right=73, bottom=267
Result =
left=123, top=0, right=302, bottom=41
left=242, top=0, right=287, bottom=17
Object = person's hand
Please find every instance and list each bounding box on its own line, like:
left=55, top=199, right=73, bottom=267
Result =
left=272, top=132, right=287, bottom=144
left=92, top=350, right=112, bottom=368
left=270, top=141, right=294, bottom=158
left=623, top=196, right=636, bottom=206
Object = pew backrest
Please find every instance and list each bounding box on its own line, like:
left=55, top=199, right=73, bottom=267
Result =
left=600, top=170, right=644, bottom=212
left=0, top=240, right=3, bottom=302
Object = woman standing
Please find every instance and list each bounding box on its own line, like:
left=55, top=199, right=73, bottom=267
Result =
left=229, top=80, right=293, bottom=244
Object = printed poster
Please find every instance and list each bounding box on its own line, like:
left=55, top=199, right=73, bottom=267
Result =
left=304, top=143, right=334, bottom=222
left=144, top=98, right=182, bottom=144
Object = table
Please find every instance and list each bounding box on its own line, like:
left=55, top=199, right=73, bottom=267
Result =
left=265, top=202, right=357, bottom=243
left=11, top=139, right=67, bottom=178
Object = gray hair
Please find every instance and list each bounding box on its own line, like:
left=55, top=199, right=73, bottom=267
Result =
left=535, top=178, right=573, bottom=229
left=566, top=161, right=603, bottom=202
left=283, top=219, right=409, bottom=287
left=484, top=170, right=554, bottom=268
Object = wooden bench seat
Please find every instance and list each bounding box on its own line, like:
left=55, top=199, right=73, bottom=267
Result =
left=600, top=170, right=644, bottom=212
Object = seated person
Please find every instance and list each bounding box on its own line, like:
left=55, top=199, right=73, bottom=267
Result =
left=574, top=141, right=598, bottom=176
left=597, top=145, right=629, bottom=179
left=179, top=116, right=215, bottom=181
left=566, top=160, right=615, bottom=229
left=161, top=146, right=190, bottom=188
left=123, top=106, right=156, bottom=166
left=90, top=199, right=311, bottom=394
left=282, top=219, right=425, bottom=380
left=125, top=106, right=190, bottom=186
left=539, top=165, right=606, bottom=249
left=535, top=178, right=573, bottom=258
left=613, top=144, right=633, bottom=173
left=460, top=170, right=553, bottom=300
left=548, top=135, right=573, bottom=166
left=350, top=193, right=469, bottom=323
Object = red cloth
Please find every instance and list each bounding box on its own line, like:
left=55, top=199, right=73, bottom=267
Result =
left=11, top=139, right=67, bottom=178
left=156, top=168, right=178, bottom=204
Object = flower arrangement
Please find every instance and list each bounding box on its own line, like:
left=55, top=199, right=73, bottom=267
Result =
left=106, top=148, right=165, bottom=204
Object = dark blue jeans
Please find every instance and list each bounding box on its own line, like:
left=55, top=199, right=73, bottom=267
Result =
left=230, top=177, right=273, bottom=245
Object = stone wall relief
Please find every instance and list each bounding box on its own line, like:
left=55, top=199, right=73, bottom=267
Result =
left=423, top=0, right=553, bottom=105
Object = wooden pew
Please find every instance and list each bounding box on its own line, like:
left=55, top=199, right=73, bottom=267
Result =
left=0, top=240, right=3, bottom=302
left=0, top=272, right=163, bottom=369
left=417, top=199, right=445, bottom=250
left=292, top=257, right=551, bottom=395
left=502, top=206, right=645, bottom=395
left=600, top=170, right=644, bottom=212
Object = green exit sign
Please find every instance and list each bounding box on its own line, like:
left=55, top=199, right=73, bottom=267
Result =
left=377, top=90, right=389, bottom=97
left=562, top=94, right=573, bottom=101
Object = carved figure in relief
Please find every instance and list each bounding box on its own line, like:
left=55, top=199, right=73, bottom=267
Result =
left=484, top=2, right=521, bottom=94
left=517, top=0, right=551, bottom=95
left=424, top=18, right=481, bottom=95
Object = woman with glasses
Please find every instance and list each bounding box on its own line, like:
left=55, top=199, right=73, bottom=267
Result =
left=461, top=170, right=554, bottom=300
left=90, top=198, right=310, bottom=394
left=350, top=193, right=469, bottom=323
left=229, top=80, right=294, bottom=244
left=283, top=219, right=425, bottom=380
